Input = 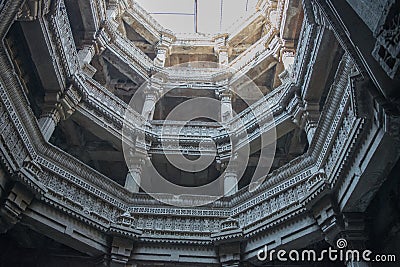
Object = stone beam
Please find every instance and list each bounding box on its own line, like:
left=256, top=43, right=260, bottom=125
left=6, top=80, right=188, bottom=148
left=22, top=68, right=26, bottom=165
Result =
left=22, top=200, right=109, bottom=257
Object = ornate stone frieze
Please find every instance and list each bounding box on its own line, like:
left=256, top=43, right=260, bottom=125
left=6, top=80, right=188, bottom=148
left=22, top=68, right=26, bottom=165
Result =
left=49, top=0, right=80, bottom=77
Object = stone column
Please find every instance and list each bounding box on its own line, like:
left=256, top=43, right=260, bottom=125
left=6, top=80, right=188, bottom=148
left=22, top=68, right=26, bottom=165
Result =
left=217, top=48, right=229, bottom=66
left=125, top=157, right=145, bottom=193
left=38, top=109, right=61, bottom=141
left=154, top=46, right=168, bottom=68
left=214, top=34, right=229, bottom=66
left=110, top=236, right=134, bottom=267
left=281, top=50, right=295, bottom=71
left=109, top=213, right=142, bottom=267
left=0, top=183, right=33, bottom=233
left=106, top=0, right=119, bottom=21
left=141, top=91, right=157, bottom=121
left=224, top=168, right=238, bottom=196
left=38, top=92, right=61, bottom=141
left=141, top=81, right=161, bottom=121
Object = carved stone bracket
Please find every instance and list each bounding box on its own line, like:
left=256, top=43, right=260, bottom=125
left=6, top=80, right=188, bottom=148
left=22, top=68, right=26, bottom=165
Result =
left=0, top=182, right=33, bottom=233
left=108, top=211, right=142, bottom=267
left=154, top=31, right=175, bottom=67
left=16, top=0, right=51, bottom=21
left=38, top=85, right=82, bottom=140
left=214, top=33, right=230, bottom=66
left=211, top=217, right=243, bottom=267
left=308, top=195, right=344, bottom=245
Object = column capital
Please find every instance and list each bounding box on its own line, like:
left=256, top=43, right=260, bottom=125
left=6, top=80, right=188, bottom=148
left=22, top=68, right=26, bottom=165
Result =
left=158, top=30, right=175, bottom=48
left=144, top=78, right=163, bottom=96
left=213, top=33, right=229, bottom=48
left=214, top=33, right=230, bottom=66
left=216, top=86, right=233, bottom=100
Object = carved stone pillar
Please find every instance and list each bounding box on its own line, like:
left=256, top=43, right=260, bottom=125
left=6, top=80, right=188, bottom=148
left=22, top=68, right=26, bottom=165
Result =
left=277, top=45, right=296, bottom=85
left=125, top=156, right=145, bottom=193
left=214, top=34, right=229, bottom=66
left=154, top=46, right=168, bottom=68
left=39, top=87, right=81, bottom=141
left=281, top=49, right=295, bottom=76
left=307, top=195, right=344, bottom=245
left=38, top=108, right=61, bottom=141
left=16, top=0, right=51, bottom=21
left=288, top=94, right=320, bottom=144
left=224, top=168, right=238, bottom=196
left=106, top=0, right=119, bottom=21
left=38, top=92, right=61, bottom=141
left=141, top=82, right=161, bottom=121
left=154, top=32, right=174, bottom=67
left=78, top=45, right=95, bottom=66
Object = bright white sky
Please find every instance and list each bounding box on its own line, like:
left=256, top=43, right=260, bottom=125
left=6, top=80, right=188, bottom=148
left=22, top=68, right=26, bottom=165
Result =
left=135, top=0, right=258, bottom=33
